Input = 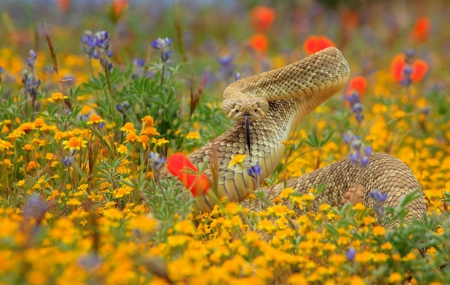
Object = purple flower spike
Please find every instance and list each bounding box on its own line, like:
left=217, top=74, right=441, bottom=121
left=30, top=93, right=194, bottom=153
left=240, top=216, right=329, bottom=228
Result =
left=369, top=190, right=388, bottom=203
left=349, top=152, right=359, bottom=164
left=346, top=247, right=356, bottom=262
left=402, top=65, right=414, bottom=76
left=364, top=146, right=373, bottom=156
left=247, top=164, right=262, bottom=179
left=351, top=139, right=362, bottom=151
left=360, top=155, right=370, bottom=167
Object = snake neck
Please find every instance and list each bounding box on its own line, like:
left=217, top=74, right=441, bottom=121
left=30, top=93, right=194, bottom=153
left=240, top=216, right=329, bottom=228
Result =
left=190, top=96, right=338, bottom=212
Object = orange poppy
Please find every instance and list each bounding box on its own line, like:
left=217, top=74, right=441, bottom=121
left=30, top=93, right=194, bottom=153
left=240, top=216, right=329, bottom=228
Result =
left=410, top=16, right=430, bottom=44
left=410, top=60, right=428, bottom=82
left=249, top=34, right=269, bottom=54
left=113, top=0, right=128, bottom=18
left=167, top=153, right=210, bottom=197
left=303, top=36, right=335, bottom=55
left=341, top=10, right=360, bottom=30
left=346, top=76, right=367, bottom=98
left=250, top=6, right=276, bottom=32
left=391, top=54, right=428, bottom=83
left=56, top=0, right=70, bottom=13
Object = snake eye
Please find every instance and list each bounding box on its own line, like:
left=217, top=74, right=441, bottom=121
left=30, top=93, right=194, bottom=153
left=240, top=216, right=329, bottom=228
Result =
left=235, top=110, right=239, bottom=113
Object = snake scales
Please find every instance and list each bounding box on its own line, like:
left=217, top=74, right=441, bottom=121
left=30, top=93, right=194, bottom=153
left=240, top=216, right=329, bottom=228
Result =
left=169, top=47, right=427, bottom=222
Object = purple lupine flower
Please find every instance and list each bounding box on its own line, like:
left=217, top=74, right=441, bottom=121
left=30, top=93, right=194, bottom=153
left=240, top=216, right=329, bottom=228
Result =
left=148, top=152, right=166, bottom=172
left=342, top=130, right=355, bottom=145
left=402, top=65, right=414, bottom=76
left=360, top=156, right=370, bottom=167
left=26, top=50, right=37, bottom=69
left=364, top=146, right=373, bottom=156
left=247, top=164, right=262, bottom=179
left=369, top=190, right=387, bottom=203
left=151, top=38, right=173, bottom=62
left=134, top=59, right=146, bottom=67
left=404, top=48, right=415, bottom=59
left=351, top=139, right=362, bottom=151
left=349, top=152, right=359, bottom=164
left=369, top=190, right=388, bottom=221
left=62, top=156, right=75, bottom=168
left=346, top=247, right=356, bottom=262
left=78, top=253, right=101, bottom=272
left=151, top=38, right=173, bottom=50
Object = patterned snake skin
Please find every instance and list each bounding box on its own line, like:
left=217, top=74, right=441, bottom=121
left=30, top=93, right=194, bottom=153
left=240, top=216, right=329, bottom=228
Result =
left=167, top=47, right=427, bottom=222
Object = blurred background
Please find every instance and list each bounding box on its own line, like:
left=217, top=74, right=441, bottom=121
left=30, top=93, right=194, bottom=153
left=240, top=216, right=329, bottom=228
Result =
left=0, top=0, right=448, bottom=92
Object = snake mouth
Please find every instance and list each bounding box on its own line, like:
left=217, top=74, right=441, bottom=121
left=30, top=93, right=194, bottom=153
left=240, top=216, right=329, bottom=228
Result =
left=245, top=114, right=251, bottom=156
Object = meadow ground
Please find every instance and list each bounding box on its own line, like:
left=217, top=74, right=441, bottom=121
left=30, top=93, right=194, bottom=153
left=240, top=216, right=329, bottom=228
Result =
left=0, top=0, right=450, bottom=284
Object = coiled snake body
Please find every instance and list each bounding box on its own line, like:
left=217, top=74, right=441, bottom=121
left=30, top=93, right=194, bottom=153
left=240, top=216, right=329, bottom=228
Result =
left=177, top=47, right=427, bottom=222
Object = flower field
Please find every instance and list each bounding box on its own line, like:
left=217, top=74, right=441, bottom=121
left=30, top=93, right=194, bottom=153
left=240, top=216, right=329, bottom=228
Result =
left=0, top=1, right=450, bottom=284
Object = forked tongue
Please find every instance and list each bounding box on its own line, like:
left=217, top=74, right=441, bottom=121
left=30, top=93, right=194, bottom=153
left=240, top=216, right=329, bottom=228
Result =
left=245, top=114, right=251, bottom=156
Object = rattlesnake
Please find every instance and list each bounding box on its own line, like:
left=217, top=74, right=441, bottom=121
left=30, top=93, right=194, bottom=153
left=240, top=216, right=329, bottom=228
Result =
left=178, top=47, right=427, bottom=222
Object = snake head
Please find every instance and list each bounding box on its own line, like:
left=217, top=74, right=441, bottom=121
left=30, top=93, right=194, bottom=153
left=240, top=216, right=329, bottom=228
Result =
left=221, top=97, right=269, bottom=122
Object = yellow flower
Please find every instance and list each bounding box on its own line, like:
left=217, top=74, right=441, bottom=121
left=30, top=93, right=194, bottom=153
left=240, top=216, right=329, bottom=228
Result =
left=329, top=254, right=346, bottom=264
left=121, top=122, right=135, bottom=133
left=393, top=110, right=406, bottom=119
left=186, top=131, right=200, bottom=139
left=228, top=154, right=246, bottom=168
left=62, top=137, right=87, bottom=150
left=117, top=144, right=128, bottom=154
left=48, top=91, right=68, bottom=103
left=33, top=117, right=46, bottom=127
left=155, top=138, right=169, bottom=146
left=279, top=187, right=295, bottom=198
left=349, top=276, right=365, bottom=285
left=23, top=144, right=33, bottom=151
left=319, top=204, right=331, bottom=211
left=125, top=132, right=138, bottom=143
left=141, top=115, right=155, bottom=127
left=388, top=272, right=402, bottom=283
left=381, top=242, right=393, bottom=250
left=138, top=135, right=149, bottom=149
left=26, top=161, right=37, bottom=171
left=373, top=253, right=389, bottom=263
left=352, top=203, right=366, bottom=210
left=141, top=127, right=160, bottom=136
left=67, top=198, right=82, bottom=206
left=87, top=113, right=104, bottom=125
left=17, top=180, right=25, bottom=187
left=281, top=139, right=295, bottom=147
left=17, top=122, right=36, bottom=134
left=372, top=226, right=386, bottom=236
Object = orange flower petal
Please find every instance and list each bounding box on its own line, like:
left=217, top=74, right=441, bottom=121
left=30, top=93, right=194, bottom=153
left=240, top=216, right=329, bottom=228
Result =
left=250, top=6, right=276, bottom=32
left=410, top=16, right=430, bottom=43
left=317, top=36, right=335, bottom=51
left=303, top=36, right=335, bottom=55
left=347, top=76, right=367, bottom=97
left=411, top=60, right=428, bottom=82
left=391, top=54, right=405, bottom=82
left=249, top=34, right=269, bottom=53
left=167, top=153, right=210, bottom=197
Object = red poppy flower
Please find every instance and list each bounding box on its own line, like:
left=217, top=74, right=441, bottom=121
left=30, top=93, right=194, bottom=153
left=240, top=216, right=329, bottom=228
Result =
left=303, top=36, right=335, bottom=55
left=391, top=54, right=428, bottom=83
left=410, top=60, right=428, bottom=82
left=167, top=153, right=210, bottom=197
left=249, top=34, right=269, bottom=54
left=250, top=6, right=276, bottom=33
left=56, top=0, right=70, bottom=13
left=346, top=76, right=367, bottom=97
left=410, top=16, right=430, bottom=44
